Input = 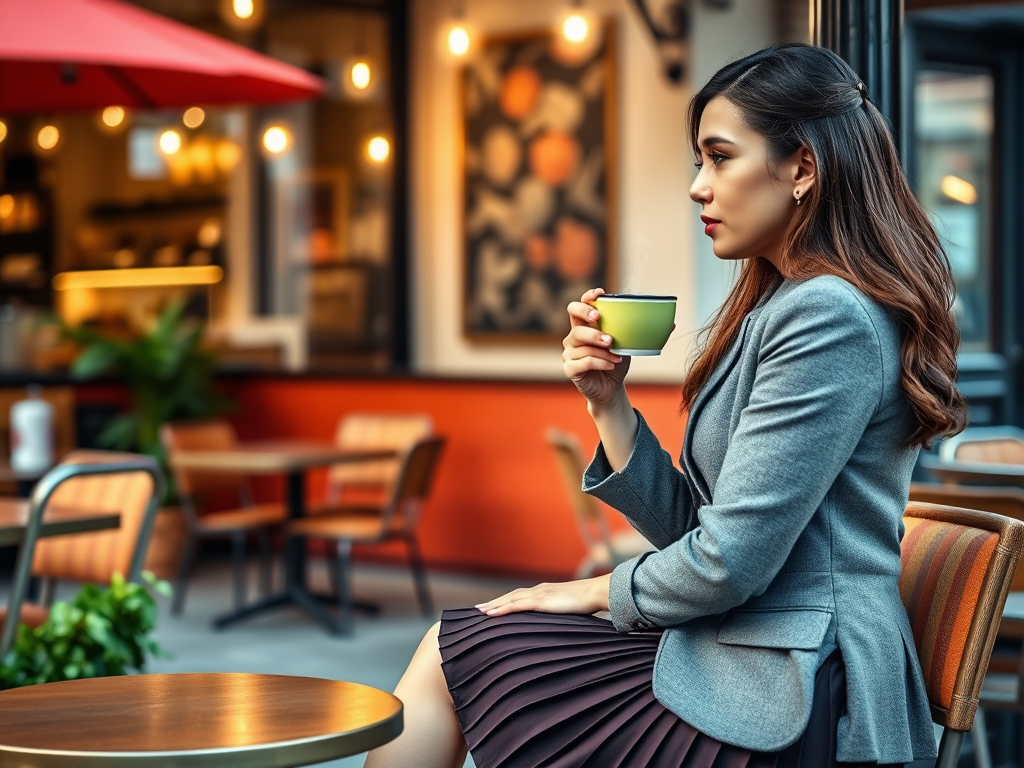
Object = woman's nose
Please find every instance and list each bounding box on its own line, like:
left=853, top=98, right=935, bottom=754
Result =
left=689, top=172, right=711, bottom=205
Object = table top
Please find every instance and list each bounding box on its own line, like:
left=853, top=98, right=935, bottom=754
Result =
left=0, top=673, right=403, bottom=768
left=919, top=455, right=1024, bottom=487
left=0, top=498, right=121, bottom=547
left=169, top=441, right=398, bottom=474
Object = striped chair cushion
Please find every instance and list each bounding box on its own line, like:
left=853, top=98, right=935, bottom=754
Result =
left=31, top=453, right=155, bottom=584
left=900, top=517, right=1000, bottom=710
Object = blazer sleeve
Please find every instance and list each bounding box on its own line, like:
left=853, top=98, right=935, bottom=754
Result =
left=582, top=411, right=696, bottom=550
left=607, top=283, right=886, bottom=633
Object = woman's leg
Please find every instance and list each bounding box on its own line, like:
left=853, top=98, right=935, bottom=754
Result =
left=364, top=621, right=469, bottom=768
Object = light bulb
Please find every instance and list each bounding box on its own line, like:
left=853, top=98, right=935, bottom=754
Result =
left=351, top=61, right=371, bottom=90
left=448, top=25, right=470, bottom=57
left=232, top=0, right=254, bottom=19
left=183, top=107, right=205, bottom=129
left=563, top=13, right=589, bottom=43
left=0, top=120, right=7, bottom=144
left=37, top=125, right=59, bottom=151
left=158, top=129, right=182, bottom=155
left=102, top=106, right=125, bottom=128
left=368, top=136, right=390, bottom=162
left=263, top=126, right=290, bottom=154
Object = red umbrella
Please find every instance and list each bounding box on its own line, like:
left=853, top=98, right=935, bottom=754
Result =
left=0, top=0, right=324, bottom=113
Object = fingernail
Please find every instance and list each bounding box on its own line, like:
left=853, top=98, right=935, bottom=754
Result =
left=601, top=335, right=612, bottom=344
left=614, top=355, right=623, bottom=362
left=589, top=311, right=599, bottom=320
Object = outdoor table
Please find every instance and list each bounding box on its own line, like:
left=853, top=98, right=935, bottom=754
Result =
left=0, top=497, right=120, bottom=547
left=919, top=455, right=1024, bottom=488
left=169, top=442, right=397, bottom=633
left=0, top=672, right=403, bottom=768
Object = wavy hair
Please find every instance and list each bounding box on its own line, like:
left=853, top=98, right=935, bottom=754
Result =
left=682, top=43, right=966, bottom=449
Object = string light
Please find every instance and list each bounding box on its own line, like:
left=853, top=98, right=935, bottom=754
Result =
left=158, top=129, right=182, bottom=155
left=368, top=136, right=390, bottom=162
left=262, top=125, right=290, bottom=154
left=101, top=107, right=125, bottom=128
left=351, top=61, right=371, bottom=90
left=183, top=107, right=206, bottom=129
left=37, top=125, right=59, bottom=151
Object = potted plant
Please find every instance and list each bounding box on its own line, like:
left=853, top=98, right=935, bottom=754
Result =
left=61, top=298, right=234, bottom=576
left=0, top=573, right=171, bottom=690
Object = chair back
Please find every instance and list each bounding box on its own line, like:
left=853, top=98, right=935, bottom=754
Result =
left=161, top=419, right=245, bottom=497
left=328, top=413, right=433, bottom=500
left=31, top=451, right=162, bottom=585
left=909, top=483, right=1024, bottom=591
left=939, top=426, right=1024, bottom=465
left=2, top=453, right=164, bottom=656
left=546, top=428, right=611, bottom=551
left=899, top=502, right=1024, bottom=747
left=383, top=436, right=446, bottom=531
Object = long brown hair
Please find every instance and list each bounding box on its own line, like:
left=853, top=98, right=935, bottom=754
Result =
left=682, top=44, right=966, bottom=449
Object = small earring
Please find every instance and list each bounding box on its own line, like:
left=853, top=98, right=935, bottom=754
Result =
left=795, top=191, right=803, bottom=206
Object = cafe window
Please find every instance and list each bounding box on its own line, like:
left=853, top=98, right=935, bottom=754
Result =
left=0, top=0, right=406, bottom=375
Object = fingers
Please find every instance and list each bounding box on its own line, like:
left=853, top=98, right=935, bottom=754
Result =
left=567, top=287, right=606, bottom=328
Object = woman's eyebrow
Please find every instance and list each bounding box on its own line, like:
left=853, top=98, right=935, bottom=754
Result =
left=700, top=136, right=738, bottom=149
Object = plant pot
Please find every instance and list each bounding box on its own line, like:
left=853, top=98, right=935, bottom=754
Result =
left=143, top=506, right=188, bottom=580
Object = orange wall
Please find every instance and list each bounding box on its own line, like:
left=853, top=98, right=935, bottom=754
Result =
left=227, top=378, right=686, bottom=580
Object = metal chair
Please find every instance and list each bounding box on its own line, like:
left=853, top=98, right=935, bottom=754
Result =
left=288, top=436, right=445, bottom=635
left=0, top=453, right=164, bottom=657
left=899, top=501, right=1024, bottom=768
left=546, top=428, right=653, bottom=578
left=160, top=420, right=286, bottom=617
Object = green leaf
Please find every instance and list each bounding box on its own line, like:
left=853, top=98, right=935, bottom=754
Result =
left=71, top=342, right=122, bottom=379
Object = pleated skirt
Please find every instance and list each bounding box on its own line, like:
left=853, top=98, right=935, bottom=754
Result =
left=439, top=608, right=903, bottom=768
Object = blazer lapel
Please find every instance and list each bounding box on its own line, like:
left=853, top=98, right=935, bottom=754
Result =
left=681, top=287, right=780, bottom=504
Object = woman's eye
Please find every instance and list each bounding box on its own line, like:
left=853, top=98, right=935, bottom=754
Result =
left=709, top=152, right=728, bottom=165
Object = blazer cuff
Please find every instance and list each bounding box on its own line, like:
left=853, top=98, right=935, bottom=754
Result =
left=582, top=409, right=655, bottom=505
left=609, top=552, right=657, bottom=633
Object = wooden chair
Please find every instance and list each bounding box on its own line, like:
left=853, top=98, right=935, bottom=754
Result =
left=908, top=483, right=1024, bottom=767
left=939, top=426, right=1024, bottom=465
left=288, top=436, right=445, bottom=635
left=1, top=452, right=164, bottom=656
left=546, top=428, right=653, bottom=578
left=899, top=501, right=1024, bottom=768
left=161, top=420, right=287, bottom=617
left=323, top=413, right=434, bottom=506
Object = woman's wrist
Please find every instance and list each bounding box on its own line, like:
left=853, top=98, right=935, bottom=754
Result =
left=588, top=391, right=638, bottom=472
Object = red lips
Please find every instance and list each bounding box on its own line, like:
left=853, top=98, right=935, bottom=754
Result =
left=700, top=215, right=720, bottom=236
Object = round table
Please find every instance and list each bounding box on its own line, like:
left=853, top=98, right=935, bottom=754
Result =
left=0, top=673, right=403, bottom=767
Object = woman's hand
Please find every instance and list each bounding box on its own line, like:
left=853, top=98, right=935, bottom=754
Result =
left=475, top=574, right=611, bottom=617
left=563, top=288, right=630, bottom=406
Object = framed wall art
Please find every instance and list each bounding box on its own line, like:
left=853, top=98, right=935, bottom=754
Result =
left=462, top=22, right=617, bottom=342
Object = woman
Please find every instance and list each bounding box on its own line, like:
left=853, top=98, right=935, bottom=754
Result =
left=365, top=43, right=965, bottom=768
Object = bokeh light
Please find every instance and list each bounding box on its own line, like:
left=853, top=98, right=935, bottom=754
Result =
left=183, top=107, right=206, bottom=129
left=368, top=136, right=390, bottom=162
left=37, top=125, right=59, bottom=151
left=158, top=129, right=182, bottom=155
left=563, top=13, right=589, bottom=43
left=262, top=126, right=290, bottom=154
left=351, top=61, right=371, bottom=90
left=448, top=25, right=470, bottom=57
left=101, top=106, right=126, bottom=128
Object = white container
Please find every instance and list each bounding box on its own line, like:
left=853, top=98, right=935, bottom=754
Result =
left=10, top=385, right=54, bottom=474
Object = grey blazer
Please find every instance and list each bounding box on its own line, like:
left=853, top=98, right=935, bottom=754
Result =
left=584, top=275, right=937, bottom=764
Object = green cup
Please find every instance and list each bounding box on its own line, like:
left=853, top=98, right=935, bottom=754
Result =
left=591, top=294, right=677, bottom=356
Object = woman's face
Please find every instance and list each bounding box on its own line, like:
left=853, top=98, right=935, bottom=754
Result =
left=689, top=96, right=812, bottom=268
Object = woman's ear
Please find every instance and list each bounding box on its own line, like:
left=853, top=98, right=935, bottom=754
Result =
left=793, top=146, right=817, bottom=190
